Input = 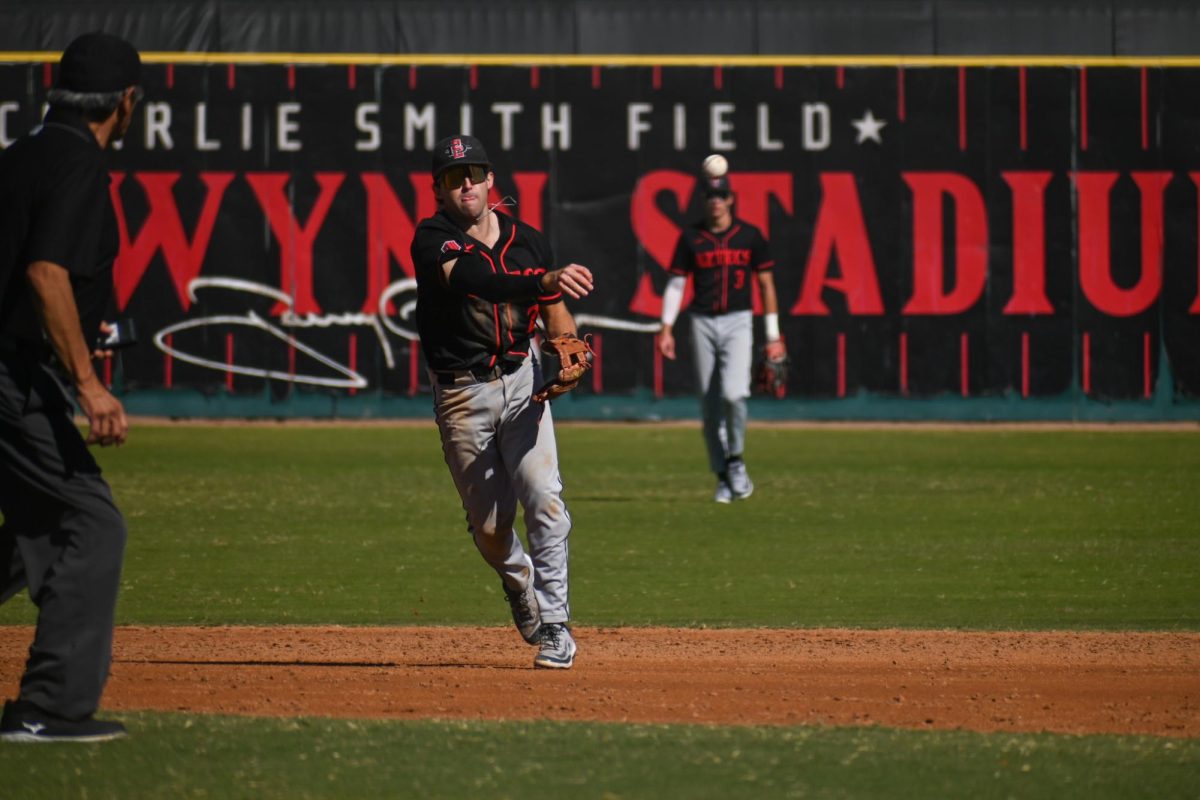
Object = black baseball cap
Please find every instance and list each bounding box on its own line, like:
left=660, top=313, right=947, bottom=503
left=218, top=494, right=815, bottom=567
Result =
left=56, top=32, right=141, bottom=93
left=431, top=134, right=491, bottom=177
left=702, top=175, right=732, bottom=196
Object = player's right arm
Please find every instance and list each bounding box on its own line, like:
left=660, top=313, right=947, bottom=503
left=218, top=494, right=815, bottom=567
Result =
left=441, top=254, right=592, bottom=302
left=658, top=275, right=685, bottom=360
left=658, top=234, right=691, bottom=360
left=413, top=218, right=594, bottom=303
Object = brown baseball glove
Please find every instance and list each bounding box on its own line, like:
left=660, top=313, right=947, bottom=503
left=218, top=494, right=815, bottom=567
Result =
left=533, top=333, right=594, bottom=403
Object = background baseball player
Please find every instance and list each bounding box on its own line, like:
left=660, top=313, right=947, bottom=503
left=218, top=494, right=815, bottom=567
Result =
left=658, top=156, right=787, bottom=503
left=410, top=134, right=593, bottom=669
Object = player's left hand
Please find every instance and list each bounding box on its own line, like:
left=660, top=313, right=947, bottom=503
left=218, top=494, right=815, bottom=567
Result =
left=533, top=333, right=595, bottom=402
left=765, top=338, right=786, bottom=361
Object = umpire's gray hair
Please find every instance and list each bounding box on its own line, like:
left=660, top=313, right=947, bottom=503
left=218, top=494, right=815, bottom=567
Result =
left=46, top=85, right=142, bottom=113
left=47, top=87, right=126, bottom=113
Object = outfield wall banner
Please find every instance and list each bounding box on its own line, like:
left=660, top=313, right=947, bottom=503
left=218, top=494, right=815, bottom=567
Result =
left=1, top=60, right=1199, bottom=412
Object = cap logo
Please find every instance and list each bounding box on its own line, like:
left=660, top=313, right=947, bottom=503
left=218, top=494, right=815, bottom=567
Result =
left=451, top=138, right=468, bottom=160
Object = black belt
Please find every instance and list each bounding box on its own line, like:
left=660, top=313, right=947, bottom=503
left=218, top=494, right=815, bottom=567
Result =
left=433, top=360, right=522, bottom=386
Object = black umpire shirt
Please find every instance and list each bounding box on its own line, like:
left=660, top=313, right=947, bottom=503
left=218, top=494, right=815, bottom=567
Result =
left=668, top=217, right=774, bottom=316
left=411, top=209, right=562, bottom=373
left=0, top=107, right=118, bottom=352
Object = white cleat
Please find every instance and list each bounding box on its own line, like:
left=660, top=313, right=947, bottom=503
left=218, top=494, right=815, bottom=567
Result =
left=727, top=460, right=754, bottom=500
left=533, top=623, right=576, bottom=669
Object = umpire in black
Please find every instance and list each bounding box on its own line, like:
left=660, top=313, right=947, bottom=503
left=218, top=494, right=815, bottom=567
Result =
left=0, top=33, right=141, bottom=743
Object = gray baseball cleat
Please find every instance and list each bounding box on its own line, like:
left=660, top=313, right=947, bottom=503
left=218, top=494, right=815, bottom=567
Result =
left=533, top=623, right=576, bottom=669
left=727, top=459, right=754, bottom=500
left=713, top=479, right=733, bottom=504
left=503, top=574, right=542, bottom=645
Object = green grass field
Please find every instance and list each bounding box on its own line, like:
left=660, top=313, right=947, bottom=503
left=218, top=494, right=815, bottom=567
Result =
left=2, top=424, right=1198, bottom=797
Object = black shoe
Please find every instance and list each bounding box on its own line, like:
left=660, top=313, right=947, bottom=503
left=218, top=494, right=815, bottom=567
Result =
left=0, top=699, right=127, bottom=743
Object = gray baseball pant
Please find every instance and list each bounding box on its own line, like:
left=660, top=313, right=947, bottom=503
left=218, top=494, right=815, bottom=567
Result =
left=0, top=349, right=127, bottom=721
left=690, top=310, right=753, bottom=475
left=432, top=357, right=571, bottom=623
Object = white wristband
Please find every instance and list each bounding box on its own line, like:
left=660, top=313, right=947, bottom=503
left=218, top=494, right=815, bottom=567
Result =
left=661, top=275, right=686, bottom=327
left=764, top=312, right=780, bottom=342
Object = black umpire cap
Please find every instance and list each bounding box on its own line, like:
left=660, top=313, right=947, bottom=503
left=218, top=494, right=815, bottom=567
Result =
left=56, top=32, right=141, bottom=93
left=702, top=175, right=732, bottom=196
left=431, top=134, right=491, bottom=178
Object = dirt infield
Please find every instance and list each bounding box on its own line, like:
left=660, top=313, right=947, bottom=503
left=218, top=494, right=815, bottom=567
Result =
left=2, top=626, right=1197, bottom=737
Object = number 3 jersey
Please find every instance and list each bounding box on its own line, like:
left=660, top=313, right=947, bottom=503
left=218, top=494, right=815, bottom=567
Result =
left=668, top=218, right=774, bottom=315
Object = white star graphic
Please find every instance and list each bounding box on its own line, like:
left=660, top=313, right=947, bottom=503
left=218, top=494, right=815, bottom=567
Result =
left=851, top=110, right=887, bottom=144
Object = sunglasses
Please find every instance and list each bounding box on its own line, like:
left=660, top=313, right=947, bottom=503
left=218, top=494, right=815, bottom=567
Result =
left=440, top=164, right=488, bottom=189
left=705, top=191, right=732, bottom=200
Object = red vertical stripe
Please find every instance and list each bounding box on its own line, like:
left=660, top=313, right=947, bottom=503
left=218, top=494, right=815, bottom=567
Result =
left=959, top=332, right=970, bottom=397
left=713, top=66, right=723, bottom=90
left=287, top=64, right=296, bottom=90
left=774, top=65, right=784, bottom=90
left=469, top=65, right=478, bottom=90
left=653, top=342, right=664, bottom=399
left=1019, top=66, right=1028, bottom=151
left=1140, top=66, right=1149, bottom=150
left=408, top=341, right=419, bottom=396
left=836, top=333, right=846, bottom=398
left=1082, top=332, right=1091, bottom=394
left=103, top=356, right=113, bottom=389
left=1143, top=332, right=1152, bottom=398
left=1195, top=172, right=1200, bottom=314
left=225, top=334, right=235, bottom=392
left=166, top=63, right=175, bottom=89
left=348, top=334, right=358, bottom=396
left=591, top=334, right=603, bottom=393
left=836, top=66, right=844, bottom=89
left=1080, top=67, right=1089, bottom=151
left=408, top=66, right=418, bottom=90
left=1021, top=332, right=1030, bottom=398
left=899, top=332, right=909, bottom=395
left=652, top=65, right=662, bottom=90
left=958, top=66, right=968, bottom=151
left=591, top=65, right=601, bottom=89
left=42, top=62, right=52, bottom=88
left=347, top=64, right=356, bottom=90
left=164, top=334, right=173, bottom=389
left=530, top=66, right=540, bottom=89
left=227, top=63, right=236, bottom=90
left=897, top=66, right=906, bottom=121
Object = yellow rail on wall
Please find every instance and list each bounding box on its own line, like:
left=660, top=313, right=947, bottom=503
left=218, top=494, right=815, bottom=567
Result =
left=2, top=52, right=1200, bottom=68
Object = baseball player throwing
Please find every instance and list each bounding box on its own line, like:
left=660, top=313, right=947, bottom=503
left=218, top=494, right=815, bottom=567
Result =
left=658, top=157, right=786, bottom=502
left=410, top=134, right=592, bottom=669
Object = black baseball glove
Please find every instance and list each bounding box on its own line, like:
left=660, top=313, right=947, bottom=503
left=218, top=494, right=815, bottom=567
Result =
left=754, top=347, right=789, bottom=398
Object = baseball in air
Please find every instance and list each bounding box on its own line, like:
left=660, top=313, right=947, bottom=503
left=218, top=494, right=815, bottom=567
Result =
left=702, top=154, right=729, bottom=177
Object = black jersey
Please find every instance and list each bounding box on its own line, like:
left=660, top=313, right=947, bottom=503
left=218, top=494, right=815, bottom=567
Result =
left=668, top=218, right=774, bottom=315
left=0, top=107, right=118, bottom=347
left=411, top=209, right=562, bottom=373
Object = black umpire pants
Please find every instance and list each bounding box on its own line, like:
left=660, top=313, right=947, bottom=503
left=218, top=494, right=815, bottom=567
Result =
left=0, top=345, right=126, bottom=720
